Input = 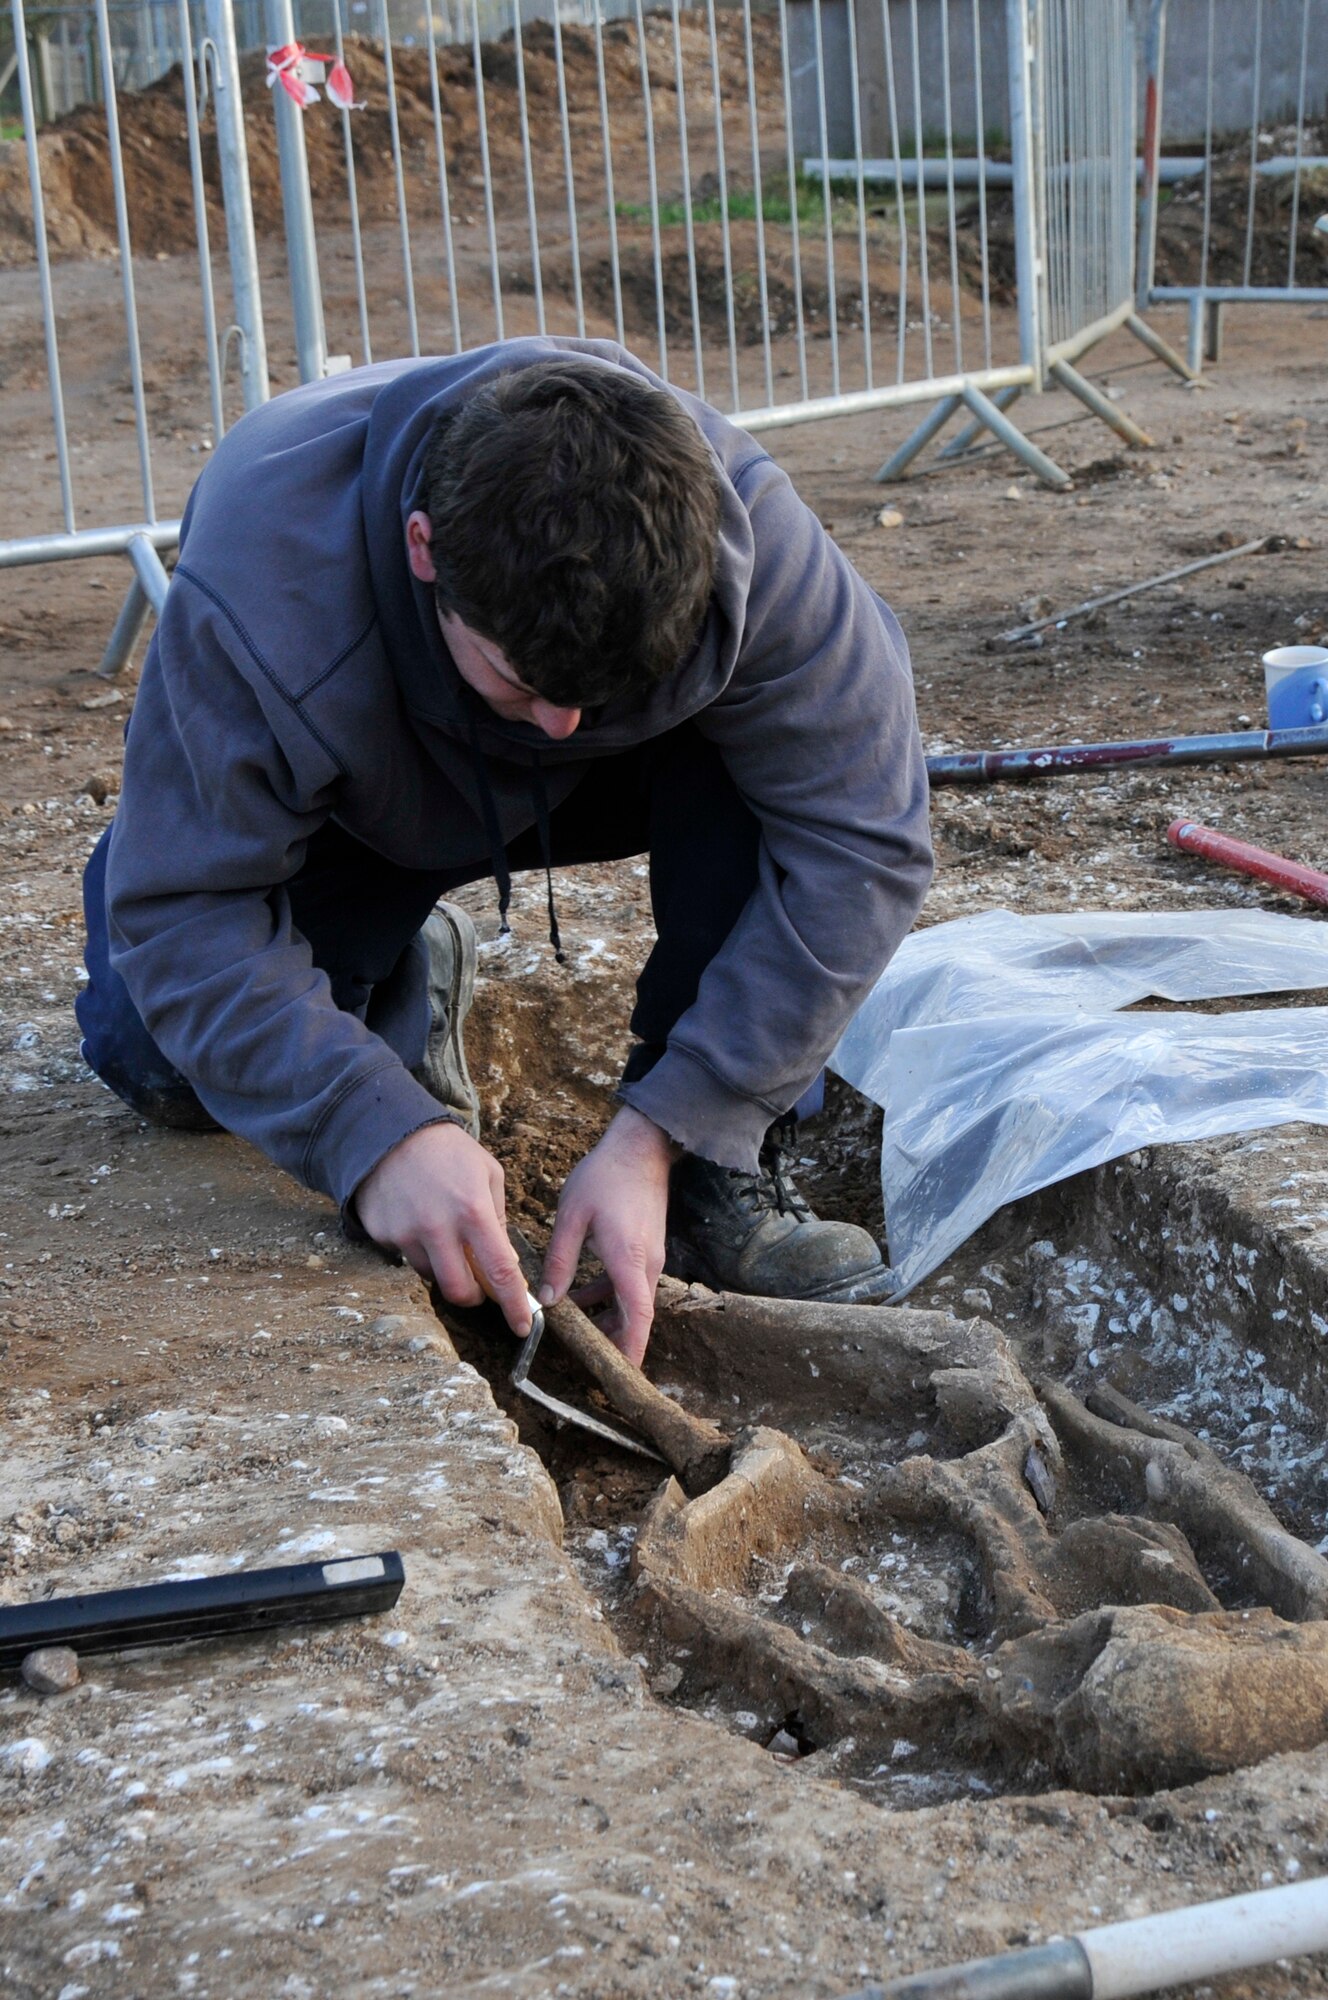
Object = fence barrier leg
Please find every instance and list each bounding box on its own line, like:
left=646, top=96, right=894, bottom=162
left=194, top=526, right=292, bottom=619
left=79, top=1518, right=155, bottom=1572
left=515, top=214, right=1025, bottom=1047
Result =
left=1205, top=299, right=1224, bottom=364
left=937, top=385, right=1024, bottom=460
left=96, top=573, right=152, bottom=680
left=1125, top=309, right=1198, bottom=382
left=959, top=384, right=1072, bottom=490
left=1047, top=357, right=1154, bottom=448
left=128, top=533, right=171, bottom=613
left=97, top=533, right=170, bottom=679
left=1187, top=295, right=1205, bottom=375
left=872, top=394, right=963, bottom=484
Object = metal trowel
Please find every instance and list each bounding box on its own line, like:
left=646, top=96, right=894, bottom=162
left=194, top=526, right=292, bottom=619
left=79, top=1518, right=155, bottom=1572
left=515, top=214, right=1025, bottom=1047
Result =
left=510, top=1288, right=664, bottom=1462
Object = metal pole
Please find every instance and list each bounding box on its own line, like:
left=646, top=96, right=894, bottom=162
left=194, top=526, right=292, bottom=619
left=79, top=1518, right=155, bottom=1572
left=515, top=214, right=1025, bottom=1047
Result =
left=1135, top=0, right=1166, bottom=311
left=205, top=0, right=269, bottom=408
left=1169, top=819, right=1328, bottom=909
left=265, top=0, right=327, bottom=384
left=1047, top=355, right=1153, bottom=447
left=926, top=722, right=1328, bottom=787
left=96, top=573, right=153, bottom=679
left=1006, top=0, right=1043, bottom=387
left=960, top=381, right=1069, bottom=487
left=10, top=0, right=76, bottom=532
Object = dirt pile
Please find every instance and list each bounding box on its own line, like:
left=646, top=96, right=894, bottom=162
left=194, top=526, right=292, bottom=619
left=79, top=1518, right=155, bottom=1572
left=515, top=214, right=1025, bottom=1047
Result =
left=0, top=16, right=780, bottom=267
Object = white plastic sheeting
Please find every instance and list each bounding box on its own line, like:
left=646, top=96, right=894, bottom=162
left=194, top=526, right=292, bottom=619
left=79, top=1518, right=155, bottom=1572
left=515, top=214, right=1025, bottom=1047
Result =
left=829, top=909, right=1328, bottom=1296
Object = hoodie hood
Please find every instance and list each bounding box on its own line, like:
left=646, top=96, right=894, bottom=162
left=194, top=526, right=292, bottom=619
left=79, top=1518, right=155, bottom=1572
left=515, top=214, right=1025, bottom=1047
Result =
left=357, top=336, right=759, bottom=766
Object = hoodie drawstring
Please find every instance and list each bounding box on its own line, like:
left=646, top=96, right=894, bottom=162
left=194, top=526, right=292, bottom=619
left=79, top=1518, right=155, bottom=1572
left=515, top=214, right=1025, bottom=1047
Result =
left=462, top=694, right=566, bottom=964
left=529, top=749, right=566, bottom=964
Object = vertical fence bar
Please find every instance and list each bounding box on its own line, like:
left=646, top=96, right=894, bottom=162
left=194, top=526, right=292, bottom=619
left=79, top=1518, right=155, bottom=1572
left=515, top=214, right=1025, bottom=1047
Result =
left=378, top=0, right=420, bottom=356
left=265, top=0, right=328, bottom=382
left=842, top=0, right=872, bottom=388
left=94, top=0, right=155, bottom=518
left=512, top=0, right=545, bottom=336
left=937, top=0, right=962, bottom=373
left=810, top=0, right=840, bottom=393
left=633, top=0, right=669, bottom=379
left=971, top=0, right=992, bottom=370
left=550, top=0, right=586, bottom=339
left=906, top=0, right=932, bottom=379
left=669, top=0, right=705, bottom=395
left=424, top=0, right=463, bottom=354
left=10, top=0, right=76, bottom=532
left=1286, top=0, right=1311, bottom=288
left=740, top=0, right=774, bottom=408
left=330, top=0, right=372, bottom=364
left=204, top=0, right=269, bottom=409
left=1241, top=0, right=1264, bottom=288
left=776, top=0, right=809, bottom=401
left=703, top=0, right=740, bottom=409
left=1198, top=0, right=1214, bottom=296
left=878, top=0, right=908, bottom=384
left=177, top=0, right=224, bottom=439
left=470, top=0, right=505, bottom=341
left=591, top=0, right=625, bottom=349
left=1006, top=0, right=1041, bottom=384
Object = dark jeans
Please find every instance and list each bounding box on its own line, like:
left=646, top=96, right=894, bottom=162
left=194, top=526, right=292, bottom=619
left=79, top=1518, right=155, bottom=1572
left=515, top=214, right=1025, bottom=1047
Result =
left=77, top=723, right=812, bottom=1132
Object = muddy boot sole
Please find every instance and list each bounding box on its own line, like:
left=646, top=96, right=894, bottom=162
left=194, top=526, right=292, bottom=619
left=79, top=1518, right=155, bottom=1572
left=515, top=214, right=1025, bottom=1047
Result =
left=664, top=1234, right=897, bottom=1306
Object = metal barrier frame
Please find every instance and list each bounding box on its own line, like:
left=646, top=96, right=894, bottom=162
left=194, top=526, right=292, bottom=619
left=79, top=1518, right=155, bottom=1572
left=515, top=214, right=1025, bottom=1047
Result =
left=880, top=0, right=1196, bottom=490
left=1137, top=0, right=1328, bottom=375
left=2, top=0, right=270, bottom=675
left=4, top=0, right=1246, bottom=644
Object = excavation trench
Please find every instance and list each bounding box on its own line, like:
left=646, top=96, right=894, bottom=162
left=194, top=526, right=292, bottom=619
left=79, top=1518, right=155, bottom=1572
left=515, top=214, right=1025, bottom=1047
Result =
left=439, top=1100, right=1328, bottom=1812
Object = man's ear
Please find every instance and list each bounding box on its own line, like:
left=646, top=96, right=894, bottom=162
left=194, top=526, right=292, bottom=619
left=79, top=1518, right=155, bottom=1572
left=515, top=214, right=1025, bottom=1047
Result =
left=406, top=510, right=436, bottom=585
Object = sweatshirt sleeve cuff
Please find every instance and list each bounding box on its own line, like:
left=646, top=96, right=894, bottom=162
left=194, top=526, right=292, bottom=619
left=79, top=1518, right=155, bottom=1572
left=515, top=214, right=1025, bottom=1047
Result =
left=617, top=1046, right=779, bottom=1172
left=302, top=1056, right=464, bottom=1208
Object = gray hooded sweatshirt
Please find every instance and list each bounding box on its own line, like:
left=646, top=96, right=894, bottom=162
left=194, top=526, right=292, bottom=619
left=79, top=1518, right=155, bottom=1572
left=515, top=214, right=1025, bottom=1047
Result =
left=105, top=338, right=933, bottom=1206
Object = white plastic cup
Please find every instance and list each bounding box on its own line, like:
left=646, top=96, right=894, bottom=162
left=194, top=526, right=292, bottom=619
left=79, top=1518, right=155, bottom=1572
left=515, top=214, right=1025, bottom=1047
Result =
left=1263, top=645, right=1328, bottom=697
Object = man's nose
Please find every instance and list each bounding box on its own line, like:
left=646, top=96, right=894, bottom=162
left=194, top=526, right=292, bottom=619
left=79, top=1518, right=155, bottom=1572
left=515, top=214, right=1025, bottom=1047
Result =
left=533, top=702, right=581, bottom=740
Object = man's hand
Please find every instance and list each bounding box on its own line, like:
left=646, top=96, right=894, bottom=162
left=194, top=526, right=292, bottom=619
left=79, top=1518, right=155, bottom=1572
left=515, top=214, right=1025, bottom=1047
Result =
left=355, top=1122, right=533, bottom=1336
left=540, top=1106, right=679, bottom=1368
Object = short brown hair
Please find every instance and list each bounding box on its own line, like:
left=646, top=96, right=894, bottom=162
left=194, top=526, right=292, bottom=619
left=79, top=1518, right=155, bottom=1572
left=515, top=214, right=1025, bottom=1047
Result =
left=419, top=360, right=722, bottom=708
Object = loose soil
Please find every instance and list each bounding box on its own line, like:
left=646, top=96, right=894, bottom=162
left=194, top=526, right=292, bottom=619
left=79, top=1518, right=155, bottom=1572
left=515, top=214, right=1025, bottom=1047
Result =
left=4, top=116, right=1328, bottom=1997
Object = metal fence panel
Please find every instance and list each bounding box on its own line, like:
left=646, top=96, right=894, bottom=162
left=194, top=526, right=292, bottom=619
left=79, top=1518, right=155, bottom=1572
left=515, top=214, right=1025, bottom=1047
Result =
left=1139, top=0, right=1328, bottom=370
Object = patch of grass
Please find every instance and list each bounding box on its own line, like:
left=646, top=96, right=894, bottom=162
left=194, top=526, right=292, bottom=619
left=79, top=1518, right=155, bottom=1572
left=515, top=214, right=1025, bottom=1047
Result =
left=1, top=116, right=24, bottom=143
left=617, top=175, right=862, bottom=230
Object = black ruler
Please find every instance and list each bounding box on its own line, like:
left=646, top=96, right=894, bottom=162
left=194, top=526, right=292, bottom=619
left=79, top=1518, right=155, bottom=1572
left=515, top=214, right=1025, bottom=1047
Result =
left=0, top=1551, right=405, bottom=1669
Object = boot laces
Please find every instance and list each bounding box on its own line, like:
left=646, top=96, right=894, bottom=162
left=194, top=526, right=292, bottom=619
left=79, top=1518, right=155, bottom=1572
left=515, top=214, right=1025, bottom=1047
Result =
left=731, top=1116, right=811, bottom=1221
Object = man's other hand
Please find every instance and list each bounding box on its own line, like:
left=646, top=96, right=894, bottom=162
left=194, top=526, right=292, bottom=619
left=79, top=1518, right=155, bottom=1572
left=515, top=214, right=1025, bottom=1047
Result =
left=540, top=1106, right=679, bottom=1367
left=355, top=1123, right=532, bottom=1336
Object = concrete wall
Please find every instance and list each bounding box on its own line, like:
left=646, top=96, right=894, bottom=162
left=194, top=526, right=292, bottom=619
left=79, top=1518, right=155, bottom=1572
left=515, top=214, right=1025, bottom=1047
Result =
left=1158, top=0, right=1327, bottom=144
left=788, top=0, right=1009, bottom=160
left=789, top=0, right=1328, bottom=160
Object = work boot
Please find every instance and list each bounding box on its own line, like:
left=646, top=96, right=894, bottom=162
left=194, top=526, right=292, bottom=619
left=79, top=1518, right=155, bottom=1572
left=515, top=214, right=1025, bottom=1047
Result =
left=664, top=1125, right=895, bottom=1304
left=411, top=904, right=481, bottom=1138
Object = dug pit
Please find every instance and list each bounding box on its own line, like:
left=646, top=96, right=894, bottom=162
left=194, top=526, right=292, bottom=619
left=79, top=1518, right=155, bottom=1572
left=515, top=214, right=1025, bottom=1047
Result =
left=440, top=1088, right=1328, bottom=1816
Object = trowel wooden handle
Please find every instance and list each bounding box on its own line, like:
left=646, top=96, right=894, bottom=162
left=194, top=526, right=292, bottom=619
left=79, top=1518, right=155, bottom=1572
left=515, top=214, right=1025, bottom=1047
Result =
left=508, top=1228, right=730, bottom=1496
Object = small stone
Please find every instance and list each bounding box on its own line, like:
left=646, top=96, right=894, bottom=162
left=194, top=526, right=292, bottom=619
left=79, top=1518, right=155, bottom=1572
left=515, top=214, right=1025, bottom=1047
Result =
left=79, top=690, right=123, bottom=711
left=767, top=1728, right=800, bottom=1757
left=649, top=1662, right=684, bottom=1697
left=21, top=1648, right=81, bottom=1695
left=876, top=506, right=905, bottom=530
left=3, top=1735, right=53, bottom=1771
left=960, top=1287, right=992, bottom=1313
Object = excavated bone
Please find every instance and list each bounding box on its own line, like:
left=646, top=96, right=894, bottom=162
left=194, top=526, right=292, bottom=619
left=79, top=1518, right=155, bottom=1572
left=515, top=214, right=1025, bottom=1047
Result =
left=649, top=1285, right=1040, bottom=1439
left=630, top=1426, right=844, bottom=1595
left=988, top=1603, right=1328, bottom=1793
left=1042, top=1381, right=1328, bottom=1622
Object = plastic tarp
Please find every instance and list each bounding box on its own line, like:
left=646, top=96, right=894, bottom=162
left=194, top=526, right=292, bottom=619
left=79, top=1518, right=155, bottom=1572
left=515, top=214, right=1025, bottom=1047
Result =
left=829, top=909, right=1328, bottom=1296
